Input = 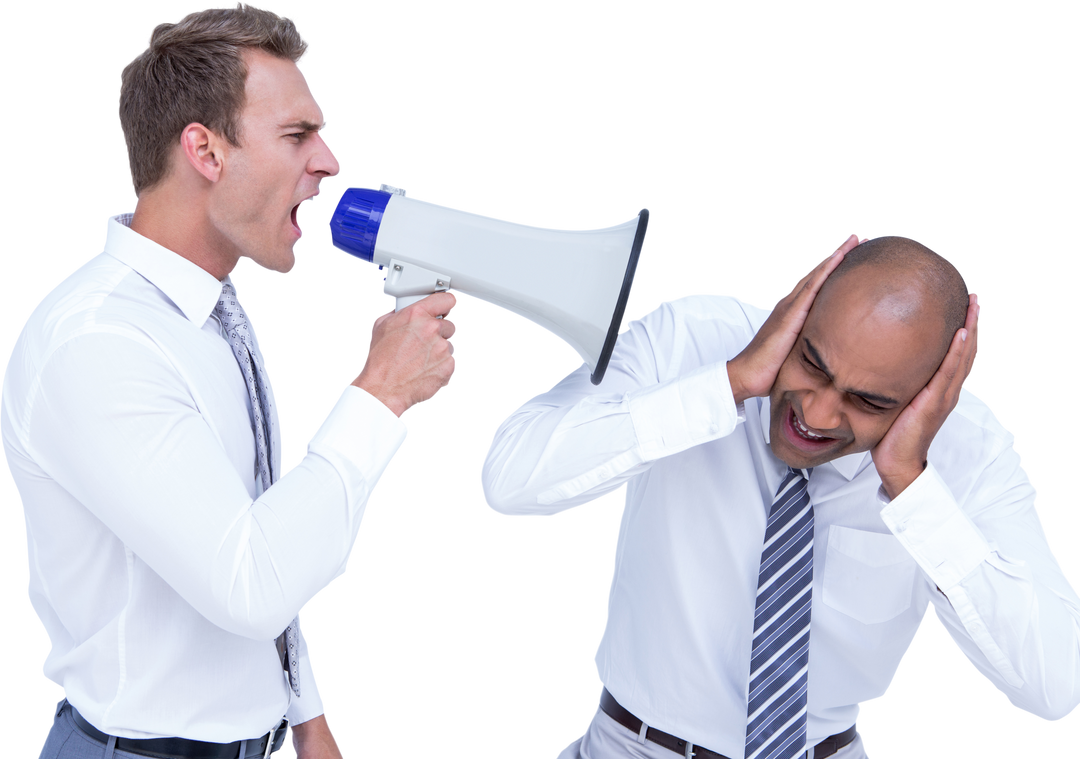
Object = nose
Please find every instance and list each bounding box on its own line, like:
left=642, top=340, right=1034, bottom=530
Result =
left=310, top=134, right=340, bottom=178
left=800, top=388, right=842, bottom=432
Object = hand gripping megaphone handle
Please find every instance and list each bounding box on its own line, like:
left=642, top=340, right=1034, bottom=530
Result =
left=383, top=259, right=451, bottom=311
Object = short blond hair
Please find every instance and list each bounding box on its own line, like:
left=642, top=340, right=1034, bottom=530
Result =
left=119, top=4, right=306, bottom=195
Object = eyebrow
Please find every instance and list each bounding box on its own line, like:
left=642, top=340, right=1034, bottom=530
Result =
left=279, top=120, right=325, bottom=132
left=802, top=337, right=901, bottom=407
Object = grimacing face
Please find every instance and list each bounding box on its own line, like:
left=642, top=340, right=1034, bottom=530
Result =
left=208, top=50, right=340, bottom=273
left=768, top=277, right=947, bottom=470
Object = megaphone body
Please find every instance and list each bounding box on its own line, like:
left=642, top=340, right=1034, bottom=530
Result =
left=330, top=186, right=647, bottom=384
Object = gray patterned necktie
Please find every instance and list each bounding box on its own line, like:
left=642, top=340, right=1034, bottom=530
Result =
left=745, top=468, right=814, bottom=759
left=214, top=282, right=301, bottom=697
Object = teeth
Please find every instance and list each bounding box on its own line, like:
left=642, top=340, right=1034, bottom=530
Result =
left=794, top=415, right=827, bottom=440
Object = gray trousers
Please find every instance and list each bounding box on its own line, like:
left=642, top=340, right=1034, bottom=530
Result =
left=38, top=701, right=271, bottom=759
left=558, top=708, right=869, bottom=759
left=36, top=699, right=141, bottom=759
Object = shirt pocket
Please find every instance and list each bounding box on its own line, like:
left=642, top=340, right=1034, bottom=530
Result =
left=821, top=525, right=916, bottom=625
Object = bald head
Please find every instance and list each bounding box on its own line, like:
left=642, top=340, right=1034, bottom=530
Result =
left=819, top=236, right=968, bottom=360
left=767, top=236, right=970, bottom=469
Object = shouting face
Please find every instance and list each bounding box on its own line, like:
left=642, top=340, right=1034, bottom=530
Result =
left=209, top=50, right=340, bottom=273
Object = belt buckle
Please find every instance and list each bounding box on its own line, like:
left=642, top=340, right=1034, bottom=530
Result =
left=684, top=742, right=695, bottom=759
left=263, top=719, right=286, bottom=759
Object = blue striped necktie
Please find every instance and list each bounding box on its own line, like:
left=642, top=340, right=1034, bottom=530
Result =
left=215, top=282, right=302, bottom=697
left=745, top=468, right=814, bottom=759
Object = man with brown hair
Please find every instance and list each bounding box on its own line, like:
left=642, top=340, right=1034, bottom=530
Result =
left=2, top=6, right=454, bottom=758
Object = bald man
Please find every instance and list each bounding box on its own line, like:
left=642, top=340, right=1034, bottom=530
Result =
left=483, top=236, right=1080, bottom=759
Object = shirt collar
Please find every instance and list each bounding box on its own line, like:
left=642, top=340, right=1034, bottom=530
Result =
left=104, top=214, right=225, bottom=325
left=758, top=395, right=870, bottom=482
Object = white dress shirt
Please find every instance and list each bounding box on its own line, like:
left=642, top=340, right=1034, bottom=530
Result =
left=483, top=295, right=1080, bottom=756
left=2, top=216, right=406, bottom=741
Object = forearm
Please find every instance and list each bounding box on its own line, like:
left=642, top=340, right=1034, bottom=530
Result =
left=482, top=370, right=646, bottom=514
left=286, top=630, right=326, bottom=729
left=882, top=463, right=1080, bottom=718
left=483, top=361, right=740, bottom=514
left=483, top=296, right=774, bottom=514
left=878, top=468, right=925, bottom=502
left=930, top=552, right=1080, bottom=718
left=204, top=388, right=406, bottom=637
left=291, top=716, right=342, bottom=759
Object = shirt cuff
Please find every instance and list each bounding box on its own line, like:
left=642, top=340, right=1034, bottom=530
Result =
left=628, top=361, right=741, bottom=461
left=285, top=626, right=324, bottom=725
left=878, top=463, right=992, bottom=591
left=307, top=386, right=407, bottom=499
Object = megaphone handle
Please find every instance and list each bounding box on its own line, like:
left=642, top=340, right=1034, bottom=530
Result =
left=385, top=260, right=451, bottom=312
left=394, top=294, right=429, bottom=312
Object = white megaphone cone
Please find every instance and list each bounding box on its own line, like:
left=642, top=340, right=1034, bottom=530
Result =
left=330, top=186, right=648, bottom=384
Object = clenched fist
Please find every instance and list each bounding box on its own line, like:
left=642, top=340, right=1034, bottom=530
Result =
left=354, top=291, right=457, bottom=416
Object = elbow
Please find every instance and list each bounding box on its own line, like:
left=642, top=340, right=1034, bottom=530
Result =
left=1024, top=628, right=1080, bottom=720
left=204, top=601, right=295, bottom=642
left=204, top=568, right=299, bottom=641
left=481, top=437, right=536, bottom=515
left=1024, top=692, right=1080, bottom=722
left=1017, top=700, right=1078, bottom=722
left=1007, top=675, right=1080, bottom=721
left=482, top=461, right=532, bottom=516
left=481, top=472, right=527, bottom=520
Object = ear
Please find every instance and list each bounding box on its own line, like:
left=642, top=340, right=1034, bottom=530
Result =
left=179, top=123, right=227, bottom=183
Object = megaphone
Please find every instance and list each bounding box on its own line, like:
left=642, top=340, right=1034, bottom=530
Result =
left=329, top=185, right=647, bottom=385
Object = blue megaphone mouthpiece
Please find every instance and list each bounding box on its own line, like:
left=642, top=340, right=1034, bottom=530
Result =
left=329, top=188, right=393, bottom=262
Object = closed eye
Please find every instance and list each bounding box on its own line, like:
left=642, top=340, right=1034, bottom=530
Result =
left=803, top=354, right=885, bottom=412
left=801, top=352, right=827, bottom=376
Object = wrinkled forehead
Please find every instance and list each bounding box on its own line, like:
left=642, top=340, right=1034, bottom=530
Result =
left=241, top=50, right=323, bottom=125
left=802, top=278, right=946, bottom=402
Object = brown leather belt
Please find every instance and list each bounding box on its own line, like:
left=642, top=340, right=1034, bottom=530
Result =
left=600, top=688, right=857, bottom=759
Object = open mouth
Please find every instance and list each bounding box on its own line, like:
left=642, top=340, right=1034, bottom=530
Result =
left=289, top=193, right=317, bottom=240
left=291, top=205, right=304, bottom=237
left=784, top=406, right=835, bottom=450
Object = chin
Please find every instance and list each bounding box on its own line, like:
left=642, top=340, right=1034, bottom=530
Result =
left=767, top=437, right=805, bottom=467
left=247, top=256, right=293, bottom=278
left=770, top=439, right=831, bottom=470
